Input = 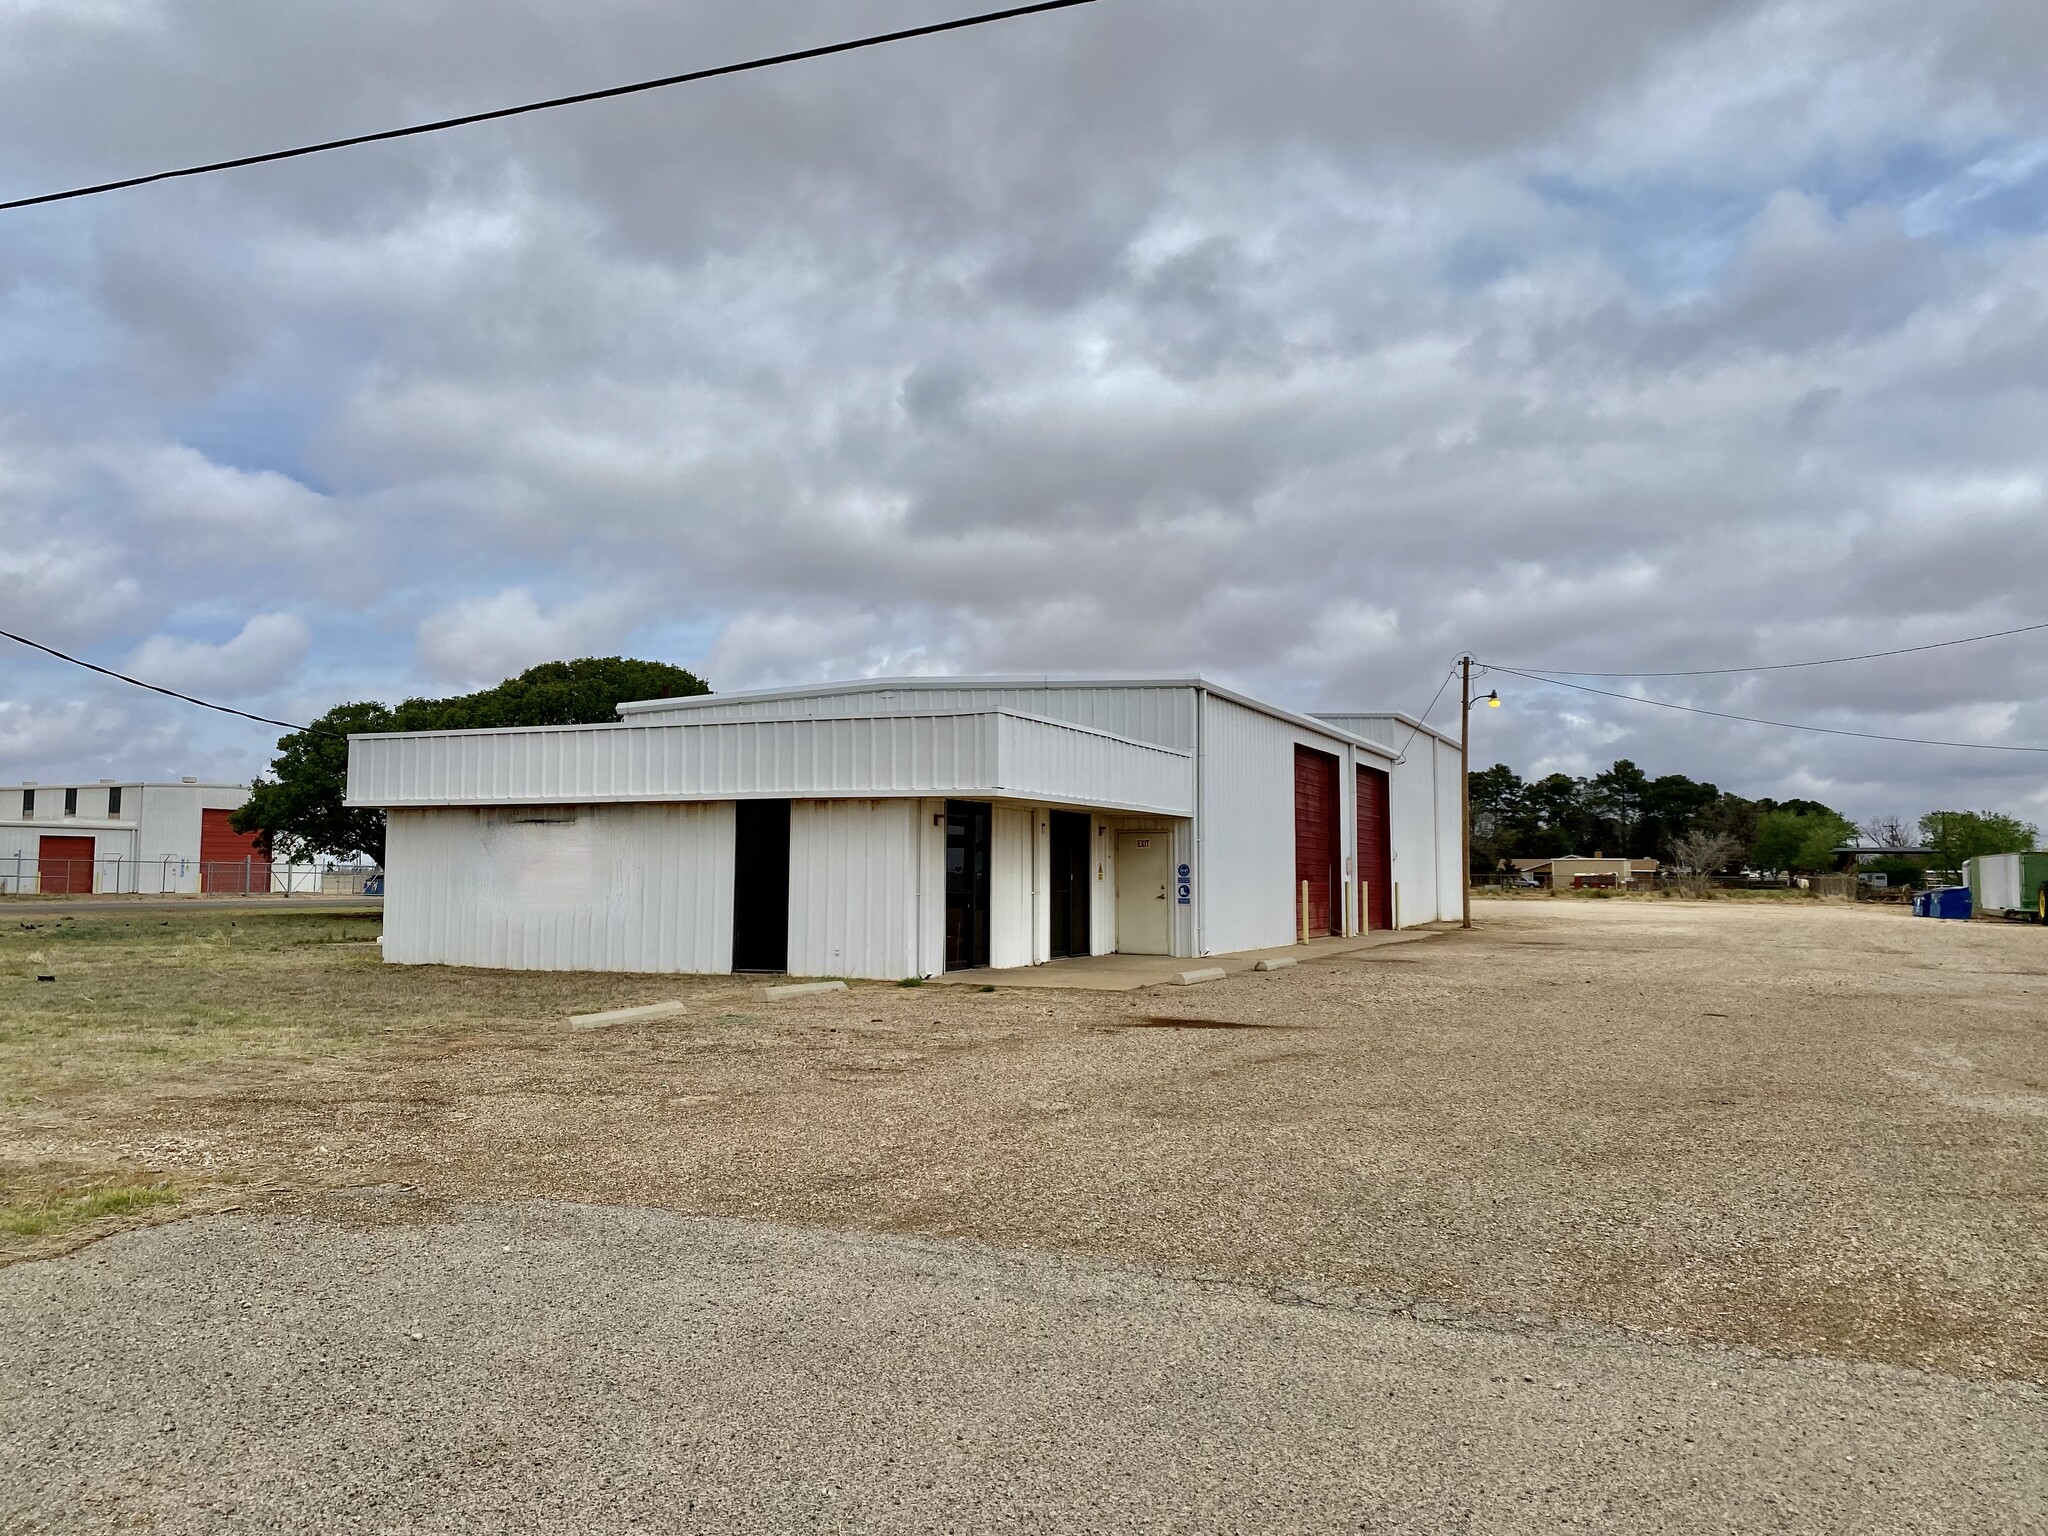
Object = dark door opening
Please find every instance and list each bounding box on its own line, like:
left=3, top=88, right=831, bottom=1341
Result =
left=1357, top=765, right=1392, bottom=932
left=1048, top=811, right=1092, bottom=959
left=1293, top=746, right=1341, bottom=938
left=945, top=800, right=992, bottom=970
left=731, top=799, right=791, bottom=972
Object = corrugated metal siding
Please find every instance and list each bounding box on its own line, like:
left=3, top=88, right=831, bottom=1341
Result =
left=1434, top=740, right=1463, bottom=920
left=624, top=684, right=1200, bottom=751
left=989, top=803, right=1037, bottom=970
left=787, top=799, right=922, bottom=980
left=994, top=713, right=1193, bottom=813
left=350, top=711, right=1192, bottom=817
left=383, top=802, right=734, bottom=973
left=1196, top=695, right=1301, bottom=955
left=1316, top=714, right=1439, bottom=757
left=916, top=799, right=947, bottom=976
left=1090, top=817, right=1119, bottom=956
left=1383, top=744, right=1440, bottom=929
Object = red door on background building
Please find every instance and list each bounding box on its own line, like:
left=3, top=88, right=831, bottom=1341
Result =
left=37, top=834, right=96, bottom=894
left=1293, top=746, right=1342, bottom=939
left=200, top=809, right=270, bottom=893
left=1356, top=765, right=1393, bottom=932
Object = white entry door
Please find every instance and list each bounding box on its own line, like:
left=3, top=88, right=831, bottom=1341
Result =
left=1115, top=832, right=1172, bottom=955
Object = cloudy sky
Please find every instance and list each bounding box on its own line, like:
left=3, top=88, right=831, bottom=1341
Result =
left=2, top=0, right=2045, bottom=824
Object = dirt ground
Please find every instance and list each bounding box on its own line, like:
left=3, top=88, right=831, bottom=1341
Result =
left=4, top=896, right=2044, bottom=1383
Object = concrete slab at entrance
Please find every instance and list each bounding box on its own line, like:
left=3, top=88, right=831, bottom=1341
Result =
left=925, top=928, right=1446, bottom=992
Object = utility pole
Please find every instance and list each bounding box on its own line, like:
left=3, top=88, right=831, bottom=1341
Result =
left=1459, top=654, right=1472, bottom=930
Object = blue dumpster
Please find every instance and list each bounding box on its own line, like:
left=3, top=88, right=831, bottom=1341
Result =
left=1913, top=887, right=1972, bottom=920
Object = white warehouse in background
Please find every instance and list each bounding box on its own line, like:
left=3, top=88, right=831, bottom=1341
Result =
left=0, top=777, right=272, bottom=894
left=346, top=676, right=1467, bottom=980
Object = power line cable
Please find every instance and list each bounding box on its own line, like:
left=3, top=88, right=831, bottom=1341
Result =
left=1386, top=663, right=1457, bottom=764
left=1483, top=663, right=2048, bottom=754
left=1501, top=619, right=2048, bottom=679
left=1, top=627, right=317, bottom=734
left=0, top=0, right=1100, bottom=213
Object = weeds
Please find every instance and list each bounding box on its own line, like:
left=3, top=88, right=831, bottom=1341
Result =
left=1, top=1182, right=179, bottom=1238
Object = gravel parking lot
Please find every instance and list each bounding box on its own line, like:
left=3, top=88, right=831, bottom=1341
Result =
left=4, top=1199, right=2043, bottom=1534
left=3, top=894, right=2045, bottom=1528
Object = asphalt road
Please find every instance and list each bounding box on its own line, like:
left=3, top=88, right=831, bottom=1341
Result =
left=4, top=1200, right=2041, bottom=1534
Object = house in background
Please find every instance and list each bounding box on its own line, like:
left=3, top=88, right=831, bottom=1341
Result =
left=346, top=675, right=1468, bottom=979
left=0, top=778, right=271, bottom=894
left=1511, top=855, right=1660, bottom=888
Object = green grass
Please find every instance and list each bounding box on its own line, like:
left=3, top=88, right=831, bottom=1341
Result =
left=1, top=1182, right=180, bottom=1238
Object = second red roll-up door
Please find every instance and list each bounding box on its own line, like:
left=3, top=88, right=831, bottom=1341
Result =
left=200, top=808, right=269, bottom=893
left=1357, top=765, right=1392, bottom=932
left=1293, top=745, right=1341, bottom=939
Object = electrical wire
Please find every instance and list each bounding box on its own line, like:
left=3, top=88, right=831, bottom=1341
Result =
left=1482, top=663, right=2048, bottom=754
left=1, top=627, right=315, bottom=734
left=0, top=0, right=1099, bottom=213
left=1500, top=619, right=2048, bottom=679
left=1388, top=663, right=1458, bottom=763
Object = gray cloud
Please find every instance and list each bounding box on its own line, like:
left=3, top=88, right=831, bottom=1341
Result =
left=0, top=0, right=2044, bottom=826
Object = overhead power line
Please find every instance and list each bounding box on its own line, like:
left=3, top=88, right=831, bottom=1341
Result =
left=1482, top=663, right=2048, bottom=754
left=1502, top=618, right=2048, bottom=679
left=0, top=0, right=1100, bottom=213
left=1, top=627, right=315, bottom=734
left=1389, top=663, right=1458, bottom=763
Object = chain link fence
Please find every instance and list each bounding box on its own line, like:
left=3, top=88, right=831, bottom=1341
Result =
left=1, top=857, right=382, bottom=896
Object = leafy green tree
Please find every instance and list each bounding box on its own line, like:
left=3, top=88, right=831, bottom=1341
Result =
left=233, top=657, right=710, bottom=863
left=1519, top=772, right=1591, bottom=857
left=1919, top=810, right=2038, bottom=872
left=1753, top=809, right=1858, bottom=873
left=232, top=701, right=396, bottom=864
left=1640, top=772, right=1721, bottom=861
left=1588, top=760, right=1651, bottom=856
left=1468, top=764, right=1524, bottom=873
left=1697, top=792, right=1760, bottom=865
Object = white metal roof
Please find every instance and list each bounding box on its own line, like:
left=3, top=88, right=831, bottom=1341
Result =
left=348, top=708, right=1196, bottom=816
left=1313, top=711, right=1461, bottom=754
left=618, top=674, right=1400, bottom=761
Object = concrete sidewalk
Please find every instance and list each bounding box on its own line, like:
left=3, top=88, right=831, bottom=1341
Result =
left=927, top=926, right=1448, bottom=991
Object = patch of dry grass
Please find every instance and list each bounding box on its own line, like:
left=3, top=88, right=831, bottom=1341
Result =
left=0, top=906, right=735, bottom=1254
left=1, top=1179, right=180, bottom=1238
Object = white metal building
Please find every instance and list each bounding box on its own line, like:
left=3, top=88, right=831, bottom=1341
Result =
left=348, top=677, right=1466, bottom=979
left=0, top=778, right=268, bottom=894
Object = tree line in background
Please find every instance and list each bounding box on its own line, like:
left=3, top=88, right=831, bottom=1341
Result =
left=1470, top=760, right=2039, bottom=880
left=232, top=658, right=710, bottom=863
left=233, top=666, right=2037, bottom=884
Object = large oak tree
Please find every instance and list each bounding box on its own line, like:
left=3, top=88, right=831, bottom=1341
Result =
left=232, top=658, right=710, bottom=863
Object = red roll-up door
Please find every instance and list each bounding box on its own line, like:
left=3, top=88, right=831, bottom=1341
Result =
left=1357, top=765, right=1392, bottom=932
left=200, top=809, right=270, bottom=893
left=1293, top=746, right=1341, bottom=939
left=37, top=834, right=96, bottom=895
